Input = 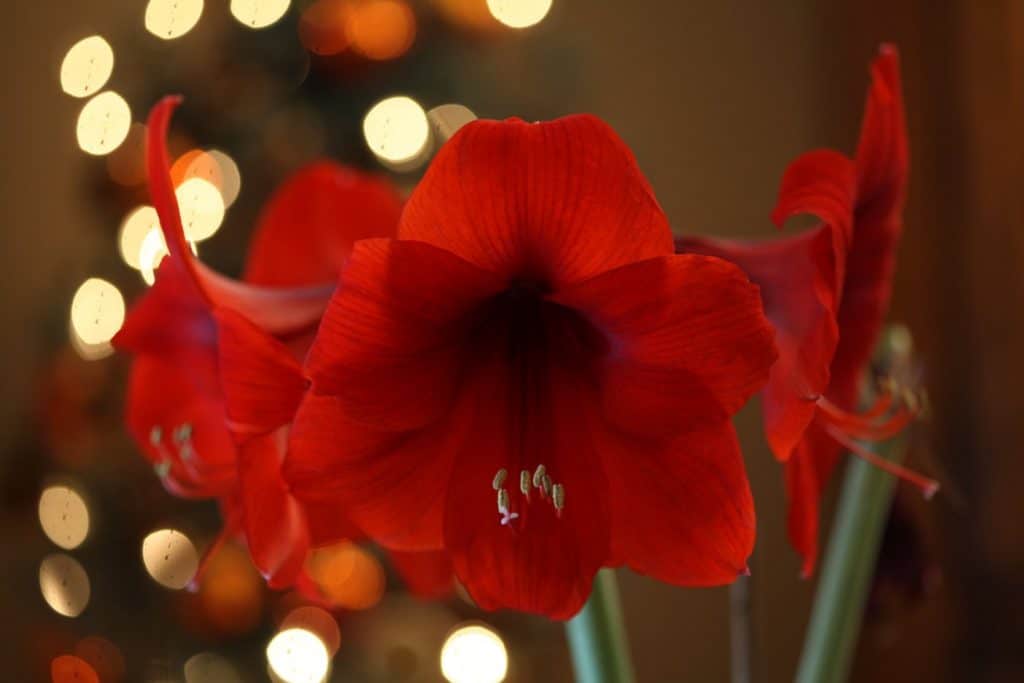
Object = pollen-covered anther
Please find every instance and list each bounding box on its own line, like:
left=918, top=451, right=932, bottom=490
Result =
left=552, top=483, right=565, bottom=518
left=519, top=470, right=531, bottom=497
left=541, top=474, right=553, bottom=498
left=532, top=464, right=547, bottom=490
left=154, top=461, right=171, bottom=478
left=173, top=423, right=193, bottom=443
left=492, top=468, right=508, bottom=490
left=149, top=426, right=163, bottom=446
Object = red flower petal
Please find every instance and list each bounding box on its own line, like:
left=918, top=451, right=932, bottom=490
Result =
left=237, top=431, right=311, bottom=588
left=388, top=549, right=454, bottom=599
left=771, top=149, right=857, bottom=254
left=855, top=45, right=908, bottom=214
left=552, top=254, right=777, bottom=438
left=399, top=115, right=673, bottom=288
left=306, top=238, right=505, bottom=430
left=784, top=421, right=843, bottom=577
left=244, top=162, right=402, bottom=286
left=213, top=307, right=306, bottom=435
left=603, top=420, right=754, bottom=584
left=681, top=227, right=841, bottom=461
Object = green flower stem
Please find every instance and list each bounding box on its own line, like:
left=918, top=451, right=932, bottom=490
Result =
left=567, top=569, right=635, bottom=683
left=795, top=434, right=906, bottom=683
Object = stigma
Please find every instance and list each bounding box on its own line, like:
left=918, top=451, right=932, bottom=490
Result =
left=493, top=464, right=567, bottom=527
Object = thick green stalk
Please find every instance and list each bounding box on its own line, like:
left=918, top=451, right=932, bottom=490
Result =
left=795, top=435, right=905, bottom=683
left=567, top=569, right=635, bottom=683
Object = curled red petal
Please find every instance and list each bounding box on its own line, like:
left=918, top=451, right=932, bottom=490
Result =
left=244, top=161, right=402, bottom=286
left=399, top=115, right=673, bottom=288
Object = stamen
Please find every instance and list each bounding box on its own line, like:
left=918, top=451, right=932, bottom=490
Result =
left=149, top=426, right=163, bottom=446
left=541, top=474, right=553, bottom=498
left=824, top=425, right=940, bottom=499
left=532, top=464, right=547, bottom=489
left=497, top=488, right=510, bottom=514
left=519, top=470, right=531, bottom=497
left=492, top=468, right=508, bottom=490
left=173, top=423, right=193, bottom=444
left=552, top=483, right=565, bottom=517
left=154, top=461, right=171, bottom=478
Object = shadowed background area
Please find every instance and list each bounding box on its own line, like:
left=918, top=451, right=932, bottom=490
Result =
left=1, top=1, right=1020, bottom=681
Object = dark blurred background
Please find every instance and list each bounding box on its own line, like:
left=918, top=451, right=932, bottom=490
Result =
left=1, top=1, right=1021, bottom=681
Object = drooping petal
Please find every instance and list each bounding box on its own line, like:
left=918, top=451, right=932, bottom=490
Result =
left=388, top=549, right=454, bottom=599
left=399, top=115, right=673, bottom=288
left=771, top=149, right=858, bottom=255
left=213, top=307, right=306, bottom=435
left=237, top=430, right=310, bottom=588
left=602, top=420, right=754, bottom=584
left=681, top=227, right=841, bottom=461
left=855, top=45, right=908, bottom=216
left=305, top=238, right=505, bottom=431
left=784, top=420, right=843, bottom=577
left=244, top=162, right=402, bottom=286
left=551, top=254, right=776, bottom=439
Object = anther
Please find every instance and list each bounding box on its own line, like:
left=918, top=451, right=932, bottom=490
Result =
left=154, top=462, right=171, bottom=478
left=497, top=488, right=510, bottom=514
left=492, top=468, right=508, bottom=490
left=520, top=470, right=531, bottom=496
left=149, top=426, right=163, bottom=446
left=532, top=464, right=547, bottom=489
left=173, top=423, right=193, bottom=444
left=552, top=483, right=565, bottom=513
left=542, top=474, right=553, bottom=498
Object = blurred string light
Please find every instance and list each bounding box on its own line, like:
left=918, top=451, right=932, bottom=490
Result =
left=440, top=624, right=508, bottom=683
left=138, top=224, right=199, bottom=286
left=281, top=606, right=341, bottom=656
left=40, top=553, right=91, bottom=617
left=432, top=0, right=500, bottom=32
left=145, top=0, right=204, bottom=40
left=38, top=485, right=90, bottom=550
left=298, top=0, right=350, bottom=56
left=428, top=103, right=477, bottom=142
left=70, top=278, right=125, bottom=346
left=118, top=206, right=161, bottom=270
left=347, top=0, right=416, bottom=61
left=363, top=95, right=431, bottom=170
left=266, top=628, right=330, bottom=683
left=305, top=540, right=385, bottom=610
left=76, top=91, right=132, bottom=156
left=230, top=0, right=291, bottom=29
left=184, top=652, right=243, bottom=683
left=142, top=528, right=199, bottom=590
left=51, top=655, right=100, bottom=683
left=486, top=0, right=552, bottom=28
left=60, top=36, right=114, bottom=98
left=177, top=177, right=226, bottom=241
left=74, top=636, right=126, bottom=683
left=172, top=149, right=242, bottom=208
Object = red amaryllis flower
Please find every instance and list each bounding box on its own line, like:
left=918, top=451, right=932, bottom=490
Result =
left=115, top=97, right=451, bottom=597
left=682, top=45, right=937, bottom=576
left=284, top=114, right=777, bottom=618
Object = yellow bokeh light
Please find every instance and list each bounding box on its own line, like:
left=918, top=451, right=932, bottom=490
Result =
left=184, top=652, right=243, bottom=683
left=177, top=177, right=226, bottom=242
left=347, top=0, right=416, bottom=61
left=145, top=0, right=204, bottom=40
left=142, top=528, right=199, bottom=590
left=363, top=95, right=431, bottom=169
left=39, top=486, right=90, bottom=550
left=119, top=206, right=160, bottom=270
left=76, top=91, right=132, bottom=156
left=60, top=35, right=114, bottom=98
left=440, top=624, right=508, bottom=683
left=266, top=628, right=330, bottom=683
left=70, top=278, right=125, bottom=346
left=231, top=0, right=291, bottom=29
left=139, top=227, right=168, bottom=285
left=40, top=553, right=91, bottom=618
left=486, top=0, right=552, bottom=28
left=428, top=103, right=477, bottom=142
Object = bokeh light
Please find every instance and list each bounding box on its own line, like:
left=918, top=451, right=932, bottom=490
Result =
left=486, top=0, right=551, bottom=28
left=347, top=0, right=416, bottom=61
left=363, top=95, right=431, bottom=169
left=173, top=150, right=242, bottom=208
left=142, top=529, right=199, bottom=590
left=230, top=0, right=291, bottom=29
left=40, top=554, right=91, bottom=618
left=266, top=628, right=330, bottom=683
left=38, top=485, right=90, bottom=550
left=208, top=150, right=242, bottom=207
left=184, top=652, right=243, bottom=683
left=281, top=606, right=341, bottom=656
left=70, top=278, right=125, bottom=346
left=428, top=103, right=477, bottom=142
left=138, top=227, right=168, bottom=285
left=194, top=542, right=265, bottom=638
left=60, top=36, right=114, bottom=98
left=440, top=624, right=508, bottom=683
left=432, top=0, right=501, bottom=32
left=176, top=177, right=226, bottom=242
left=74, top=636, right=126, bottom=683
left=51, top=654, right=99, bottom=683
left=299, top=0, right=350, bottom=56
left=145, top=0, right=204, bottom=40
left=76, top=91, right=132, bottom=156
left=305, top=541, right=386, bottom=610
left=119, top=206, right=160, bottom=270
